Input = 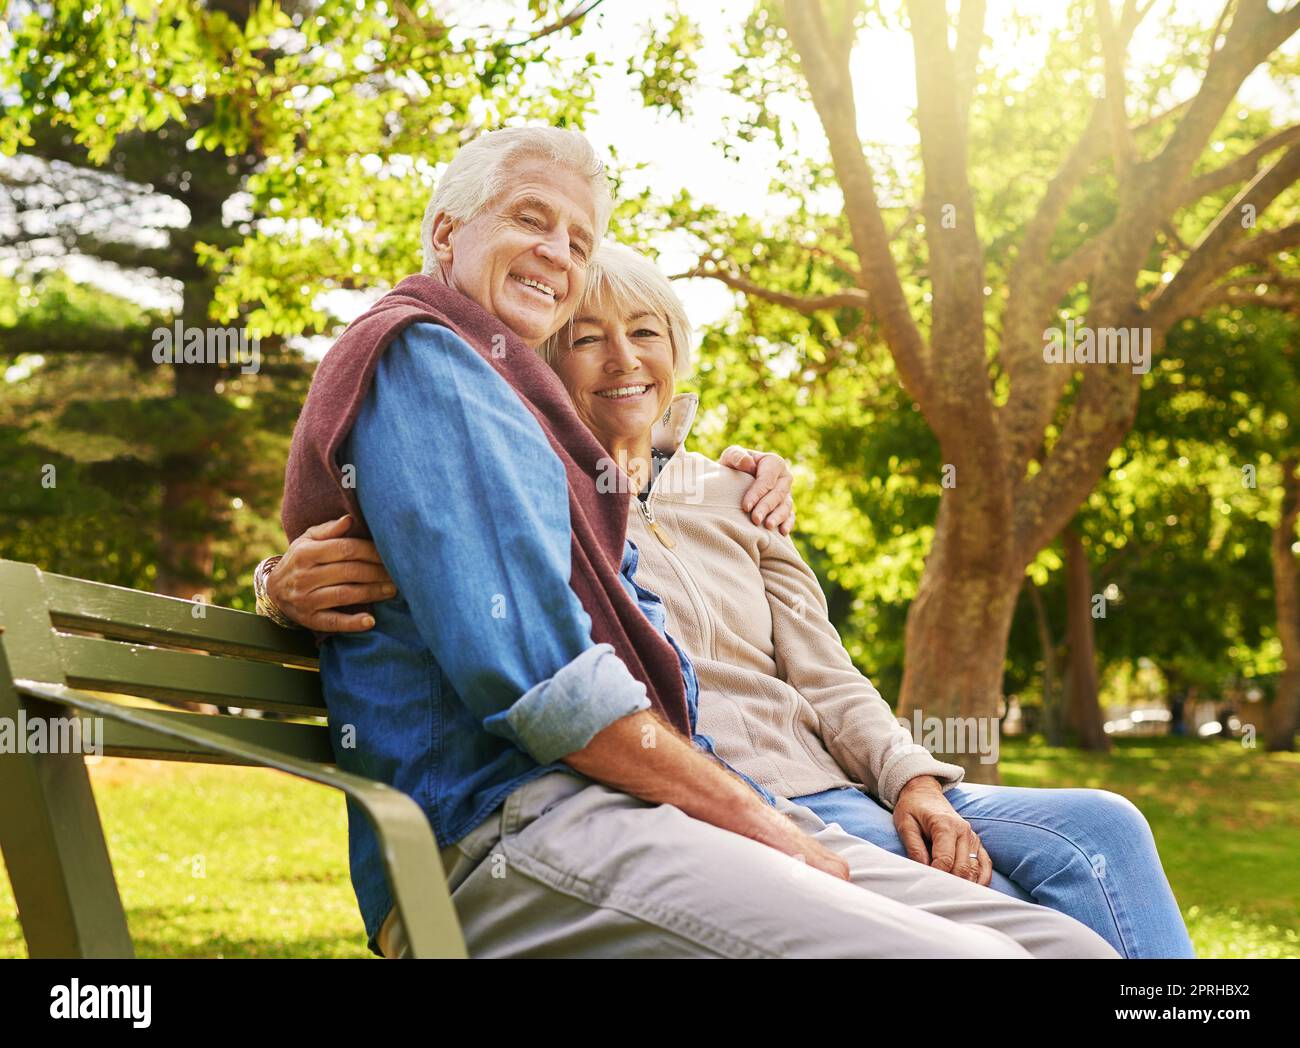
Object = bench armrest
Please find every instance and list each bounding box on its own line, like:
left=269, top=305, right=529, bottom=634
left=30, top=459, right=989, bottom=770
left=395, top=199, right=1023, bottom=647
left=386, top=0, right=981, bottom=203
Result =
left=14, top=679, right=467, bottom=959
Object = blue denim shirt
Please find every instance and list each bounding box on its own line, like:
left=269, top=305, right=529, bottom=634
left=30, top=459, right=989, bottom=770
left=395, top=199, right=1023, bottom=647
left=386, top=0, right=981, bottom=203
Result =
left=320, top=322, right=772, bottom=954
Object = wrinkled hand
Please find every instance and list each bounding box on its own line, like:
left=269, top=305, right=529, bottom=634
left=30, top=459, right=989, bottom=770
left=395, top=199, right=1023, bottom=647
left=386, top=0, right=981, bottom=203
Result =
left=892, top=776, right=991, bottom=886
left=267, top=515, right=394, bottom=632
left=720, top=446, right=796, bottom=535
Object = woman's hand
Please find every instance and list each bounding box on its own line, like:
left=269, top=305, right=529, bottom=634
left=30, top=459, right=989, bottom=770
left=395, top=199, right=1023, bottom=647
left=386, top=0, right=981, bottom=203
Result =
left=719, top=445, right=796, bottom=534
left=266, top=515, right=395, bottom=632
left=892, top=775, right=992, bottom=886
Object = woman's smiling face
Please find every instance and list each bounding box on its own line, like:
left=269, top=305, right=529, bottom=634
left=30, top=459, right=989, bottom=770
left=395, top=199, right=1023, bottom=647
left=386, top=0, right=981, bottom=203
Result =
left=551, top=298, right=676, bottom=452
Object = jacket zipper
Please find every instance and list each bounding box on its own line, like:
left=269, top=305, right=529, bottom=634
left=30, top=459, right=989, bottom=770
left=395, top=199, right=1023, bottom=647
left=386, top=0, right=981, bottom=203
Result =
left=635, top=496, right=675, bottom=549
left=637, top=465, right=718, bottom=662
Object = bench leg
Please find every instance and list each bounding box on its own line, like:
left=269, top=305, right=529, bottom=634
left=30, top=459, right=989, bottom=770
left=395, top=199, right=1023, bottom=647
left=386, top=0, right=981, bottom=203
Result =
left=0, top=684, right=134, bottom=958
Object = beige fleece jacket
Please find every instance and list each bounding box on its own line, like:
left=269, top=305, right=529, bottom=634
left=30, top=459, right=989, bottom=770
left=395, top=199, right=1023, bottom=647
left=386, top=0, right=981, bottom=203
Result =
left=629, top=394, right=965, bottom=810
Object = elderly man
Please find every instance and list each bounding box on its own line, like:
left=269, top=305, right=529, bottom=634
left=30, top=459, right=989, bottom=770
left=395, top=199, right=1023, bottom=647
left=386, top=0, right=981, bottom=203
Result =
left=279, top=125, right=1117, bottom=959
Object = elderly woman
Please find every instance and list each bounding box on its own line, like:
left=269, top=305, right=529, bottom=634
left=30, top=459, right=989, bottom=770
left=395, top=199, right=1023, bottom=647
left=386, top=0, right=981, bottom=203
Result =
left=262, top=243, right=1193, bottom=958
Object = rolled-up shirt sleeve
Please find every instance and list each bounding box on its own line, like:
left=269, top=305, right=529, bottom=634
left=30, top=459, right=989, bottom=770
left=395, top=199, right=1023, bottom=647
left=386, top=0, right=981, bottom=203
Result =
left=345, top=322, right=650, bottom=765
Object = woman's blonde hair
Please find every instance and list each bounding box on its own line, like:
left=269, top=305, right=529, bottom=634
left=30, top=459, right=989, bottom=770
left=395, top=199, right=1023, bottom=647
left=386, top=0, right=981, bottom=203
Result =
left=539, top=242, right=693, bottom=375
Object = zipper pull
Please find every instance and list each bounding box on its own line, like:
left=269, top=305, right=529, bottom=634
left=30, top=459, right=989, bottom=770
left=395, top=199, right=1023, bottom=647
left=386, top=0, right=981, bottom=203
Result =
left=648, top=519, right=676, bottom=549
left=637, top=499, right=676, bottom=548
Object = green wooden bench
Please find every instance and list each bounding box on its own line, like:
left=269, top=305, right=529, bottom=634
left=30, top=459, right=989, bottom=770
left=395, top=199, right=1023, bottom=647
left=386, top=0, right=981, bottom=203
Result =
left=0, top=558, right=467, bottom=958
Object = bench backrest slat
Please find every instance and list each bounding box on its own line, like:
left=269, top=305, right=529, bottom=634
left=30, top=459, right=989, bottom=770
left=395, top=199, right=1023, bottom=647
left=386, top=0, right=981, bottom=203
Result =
left=58, top=633, right=326, bottom=716
left=96, top=707, right=335, bottom=764
left=42, top=571, right=319, bottom=667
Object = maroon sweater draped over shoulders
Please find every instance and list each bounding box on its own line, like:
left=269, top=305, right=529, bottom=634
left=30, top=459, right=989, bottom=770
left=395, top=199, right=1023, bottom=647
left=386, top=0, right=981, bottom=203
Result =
left=281, top=274, right=691, bottom=737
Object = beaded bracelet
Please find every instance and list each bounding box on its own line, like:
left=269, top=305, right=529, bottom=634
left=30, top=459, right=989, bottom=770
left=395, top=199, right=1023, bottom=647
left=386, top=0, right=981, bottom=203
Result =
left=253, top=554, right=301, bottom=630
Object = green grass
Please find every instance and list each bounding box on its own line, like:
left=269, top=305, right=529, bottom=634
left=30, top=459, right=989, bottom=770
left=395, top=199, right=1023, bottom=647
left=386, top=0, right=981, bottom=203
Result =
left=999, top=736, right=1300, bottom=958
left=0, top=757, right=370, bottom=959
left=1, top=735, right=1297, bottom=958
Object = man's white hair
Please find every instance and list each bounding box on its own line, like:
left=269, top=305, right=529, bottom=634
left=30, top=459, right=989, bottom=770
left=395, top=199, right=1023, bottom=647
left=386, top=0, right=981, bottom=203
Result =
left=539, top=242, right=693, bottom=376
left=420, top=126, right=613, bottom=275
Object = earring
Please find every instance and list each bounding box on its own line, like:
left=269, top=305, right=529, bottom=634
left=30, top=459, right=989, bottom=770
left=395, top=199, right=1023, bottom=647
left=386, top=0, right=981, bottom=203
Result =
left=661, top=407, right=671, bottom=424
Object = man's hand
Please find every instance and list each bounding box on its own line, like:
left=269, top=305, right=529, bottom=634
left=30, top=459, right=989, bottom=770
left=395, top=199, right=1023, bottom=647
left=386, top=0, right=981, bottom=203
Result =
left=720, top=446, right=796, bottom=534
left=267, top=515, right=396, bottom=632
left=892, top=775, right=992, bottom=886
left=744, top=802, right=852, bottom=882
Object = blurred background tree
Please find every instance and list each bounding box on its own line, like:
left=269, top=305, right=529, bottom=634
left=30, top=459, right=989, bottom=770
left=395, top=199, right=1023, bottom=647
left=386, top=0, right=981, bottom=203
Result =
left=0, top=0, right=600, bottom=600
left=631, top=0, right=1300, bottom=773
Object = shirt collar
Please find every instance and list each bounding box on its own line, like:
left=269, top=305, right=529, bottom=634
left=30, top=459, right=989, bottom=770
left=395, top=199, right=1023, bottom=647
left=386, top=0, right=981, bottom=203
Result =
left=650, top=392, right=699, bottom=456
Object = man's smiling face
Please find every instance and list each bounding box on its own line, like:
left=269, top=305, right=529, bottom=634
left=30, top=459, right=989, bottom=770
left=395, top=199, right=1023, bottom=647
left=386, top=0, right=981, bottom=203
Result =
left=430, top=158, right=598, bottom=348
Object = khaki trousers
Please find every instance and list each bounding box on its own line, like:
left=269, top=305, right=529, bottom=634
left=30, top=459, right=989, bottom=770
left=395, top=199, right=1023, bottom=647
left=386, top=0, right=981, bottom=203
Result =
left=378, top=769, right=1119, bottom=959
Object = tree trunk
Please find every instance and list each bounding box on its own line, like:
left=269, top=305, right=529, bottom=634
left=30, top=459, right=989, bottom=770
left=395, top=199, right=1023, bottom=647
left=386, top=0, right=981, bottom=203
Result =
left=1164, top=667, right=1188, bottom=738
left=1027, top=575, right=1066, bottom=745
left=898, top=501, right=1020, bottom=783
left=154, top=279, right=222, bottom=601
left=155, top=470, right=217, bottom=599
left=1267, top=457, right=1300, bottom=752
left=1064, top=525, right=1111, bottom=751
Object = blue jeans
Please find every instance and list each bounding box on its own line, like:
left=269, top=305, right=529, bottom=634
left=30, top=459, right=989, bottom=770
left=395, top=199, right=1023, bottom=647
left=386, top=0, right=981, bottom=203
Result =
left=795, top=783, right=1195, bottom=958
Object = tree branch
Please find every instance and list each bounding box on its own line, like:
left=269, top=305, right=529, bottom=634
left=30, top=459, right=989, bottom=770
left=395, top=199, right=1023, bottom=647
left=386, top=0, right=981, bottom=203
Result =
left=1001, top=103, right=1110, bottom=470
left=1048, top=238, right=1107, bottom=303
left=905, top=0, right=997, bottom=437
left=1178, top=122, right=1300, bottom=207
left=1229, top=221, right=1300, bottom=267
left=953, top=0, right=987, bottom=131
left=1207, top=285, right=1300, bottom=313
left=807, top=243, right=865, bottom=286
left=1146, top=144, right=1300, bottom=330
left=519, top=0, right=605, bottom=44
left=1014, top=354, right=1144, bottom=567
left=1017, top=128, right=1300, bottom=556
left=674, top=263, right=871, bottom=315
left=1206, top=0, right=1236, bottom=55
left=997, top=34, right=1187, bottom=477
left=888, top=203, right=921, bottom=241
left=1096, top=1, right=1138, bottom=185
left=781, top=0, right=933, bottom=410
left=1147, top=0, right=1300, bottom=218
